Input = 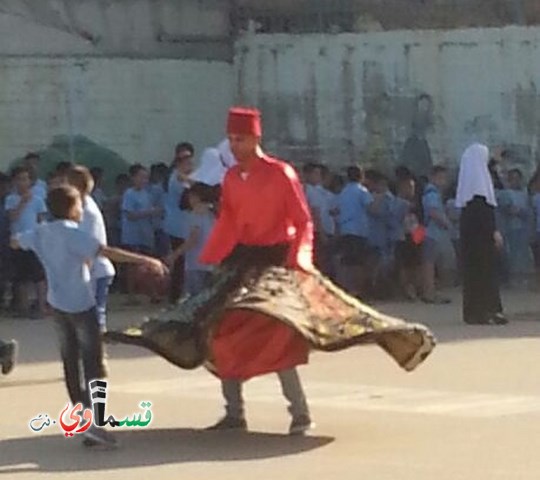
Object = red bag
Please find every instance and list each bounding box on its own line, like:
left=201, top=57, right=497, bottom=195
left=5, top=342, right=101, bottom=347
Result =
left=411, top=225, right=426, bottom=245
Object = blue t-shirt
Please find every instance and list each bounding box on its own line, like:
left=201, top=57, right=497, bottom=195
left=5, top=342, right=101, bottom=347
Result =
left=31, top=179, right=48, bottom=200
left=368, top=192, right=393, bottom=249
left=163, top=173, right=188, bottom=239
left=422, top=183, right=450, bottom=241
left=505, top=189, right=531, bottom=232
left=17, top=220, right=101, bottom=313
left=337, top=182, right=373, bottom=238
left=148, top=183, right=166, bottom=231
left=390, top=197, right=411, bottom=242
left=184, top=211, right=215, bottom=272
left=445, top=198, right=461, bottom=241
left=495, top=189, right=510, bottom=234
left=4, top=193, right=47, bottom=234
left=121, top=188, right=155, bottom=248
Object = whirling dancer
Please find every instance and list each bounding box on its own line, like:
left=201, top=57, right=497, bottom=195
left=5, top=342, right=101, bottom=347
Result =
left=105, top=107, right=436, bottom=435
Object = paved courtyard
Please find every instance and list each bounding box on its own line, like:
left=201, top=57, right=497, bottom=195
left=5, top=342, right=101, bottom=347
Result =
left=1, top=289, right=540, bottom=479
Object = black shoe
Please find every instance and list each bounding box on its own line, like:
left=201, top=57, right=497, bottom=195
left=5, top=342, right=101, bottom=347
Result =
left=82, top=427, right=118, bottom=448
left=206, top=416, right=247, bottom=432
left=1, top=340, right=17, bottom=375
left=289, top=415, right=315, bottom=436
left=491, top=313, right=508, bottom=325
left=421, top=295, right=451, bottom=305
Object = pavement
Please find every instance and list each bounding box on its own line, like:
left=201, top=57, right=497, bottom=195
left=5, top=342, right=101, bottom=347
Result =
left=1, top=288, right=540, bottom=480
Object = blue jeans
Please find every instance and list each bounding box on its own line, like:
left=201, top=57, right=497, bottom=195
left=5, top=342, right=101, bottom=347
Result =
left=95, top=276, right=114, bottom=331
left=54, top=308, right=104, bottom=408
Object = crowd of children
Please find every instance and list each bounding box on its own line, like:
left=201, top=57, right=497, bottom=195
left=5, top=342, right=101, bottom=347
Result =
left=302, top=158, right=540, bottom=303
left=0, top=145, right=218, bottom=320
left=2, top=140, right=540, bottom=448
left=2, top=147, right=540, bottom=320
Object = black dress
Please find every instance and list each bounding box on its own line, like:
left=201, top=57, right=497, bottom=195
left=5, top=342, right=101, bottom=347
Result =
left=460, top=195, right=503, bottom=324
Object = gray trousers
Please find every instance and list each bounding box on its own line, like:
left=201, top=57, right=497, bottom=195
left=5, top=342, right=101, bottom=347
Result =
left=221, top=368, right=309, bottom=419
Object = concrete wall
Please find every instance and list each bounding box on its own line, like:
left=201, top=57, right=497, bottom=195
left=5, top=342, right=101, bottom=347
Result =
left=235, top=26, right=540, bottom=175
left=0, top=57, right=233, bottom=169
left=0, top=0, right=232, bottom=60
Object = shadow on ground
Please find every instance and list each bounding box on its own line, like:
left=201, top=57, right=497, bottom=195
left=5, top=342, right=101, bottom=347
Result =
left=0, top=429, right=334, bottom=474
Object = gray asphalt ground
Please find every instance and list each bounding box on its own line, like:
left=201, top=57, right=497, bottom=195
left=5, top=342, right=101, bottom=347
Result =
left=1, top=288, right=540, bottom=480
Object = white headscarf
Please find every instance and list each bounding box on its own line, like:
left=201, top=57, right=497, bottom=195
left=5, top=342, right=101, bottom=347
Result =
left=190, top=148, right=228, bottom=186
left=455, top=143, right=497, bottom=208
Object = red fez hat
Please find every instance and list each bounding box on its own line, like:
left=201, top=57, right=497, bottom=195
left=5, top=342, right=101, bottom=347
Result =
left=227, top=107, right=262, bottom=137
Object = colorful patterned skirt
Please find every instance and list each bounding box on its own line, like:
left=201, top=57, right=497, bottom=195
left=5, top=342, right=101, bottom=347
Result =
left=104, top=245, right=436, bottom=379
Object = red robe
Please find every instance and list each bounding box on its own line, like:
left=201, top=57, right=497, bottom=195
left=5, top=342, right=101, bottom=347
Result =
left=200, top=155, right=314, bottom=380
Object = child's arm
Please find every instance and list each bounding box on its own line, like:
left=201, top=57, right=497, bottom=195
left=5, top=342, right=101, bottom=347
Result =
left=100, top=245, right=166, bottom=275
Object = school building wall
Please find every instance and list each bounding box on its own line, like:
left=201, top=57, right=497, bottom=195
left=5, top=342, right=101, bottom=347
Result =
left=235, top=26, right=540, bottom=176
left=2, top=3, right=540, bottom=178
left=0, top=58, right=233, bottom=168
left=0, top=0, right=234, bottom=171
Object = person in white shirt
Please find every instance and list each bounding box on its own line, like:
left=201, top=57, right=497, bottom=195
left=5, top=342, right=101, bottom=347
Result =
left=68, top=166, right=116, bottom=337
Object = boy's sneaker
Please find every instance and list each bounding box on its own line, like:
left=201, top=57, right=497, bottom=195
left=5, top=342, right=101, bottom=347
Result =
left=82, top=427, right=118, bottom=448
left=205, top=416, right=247, bottom=432
left=1, top=340, right=18, bottom=375
left=289, top=415, right=315, bottom=436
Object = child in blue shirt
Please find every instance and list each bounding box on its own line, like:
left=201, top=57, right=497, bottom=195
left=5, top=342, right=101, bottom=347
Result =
left=11, top=185, right=164, bottom=447
left=336, top=166, right=374, bottom=297
left=531, top=174, right=540, bottom=287
left=421, top=166, right=454, bottom=303
left=164, top=146, right=194, bottom=305
left=367, top=175, right=394, bottom=297
left=122, top=165, right=162, bottom=303
left=5, top=166, right=47, bottom=318
left=0, top=173, right=11, bottom=308
left=122, top=165, right=159, bottom=253
left=504, top=168, right=534, bottom=287
left=149, top=163, right=169, bottom=258
left=446, top=186, right=462, bottom=283
left=393, top=176, right=422, bottom=300
left=166, top=183, right=215, bottom=297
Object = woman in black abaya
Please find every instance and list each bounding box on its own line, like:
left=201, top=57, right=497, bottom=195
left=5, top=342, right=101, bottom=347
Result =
left=456, top=144, right=507, bottom=325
